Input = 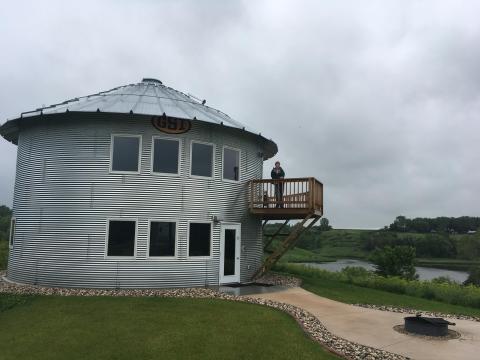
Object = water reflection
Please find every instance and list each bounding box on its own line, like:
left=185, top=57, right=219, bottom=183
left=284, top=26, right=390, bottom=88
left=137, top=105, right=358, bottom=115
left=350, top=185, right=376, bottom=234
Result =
left=300, top=259, right=469, bottom=283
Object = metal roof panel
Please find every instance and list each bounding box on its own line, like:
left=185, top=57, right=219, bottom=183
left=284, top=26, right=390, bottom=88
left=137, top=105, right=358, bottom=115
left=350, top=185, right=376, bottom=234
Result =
left=0, top=78, right=277, bottom=159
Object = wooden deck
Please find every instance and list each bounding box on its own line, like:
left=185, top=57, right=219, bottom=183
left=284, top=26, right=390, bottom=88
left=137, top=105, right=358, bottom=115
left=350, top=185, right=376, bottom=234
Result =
left=248, top=177, right=323, bottom=220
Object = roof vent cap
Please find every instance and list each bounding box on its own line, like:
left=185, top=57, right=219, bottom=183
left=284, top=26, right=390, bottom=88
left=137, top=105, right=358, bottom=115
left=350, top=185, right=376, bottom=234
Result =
left=142, top=78, right=162, bottom=84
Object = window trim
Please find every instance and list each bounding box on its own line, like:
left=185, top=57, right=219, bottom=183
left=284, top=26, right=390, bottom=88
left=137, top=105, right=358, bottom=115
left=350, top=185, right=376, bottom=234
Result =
left=104, top=218, right=138, bottom=260
left=150, top=136, right=181, bottom=177
left=147, top=219, right=178, bottom=260
left=9, top=217, right=16, bottom=249
left=109, top=134, right=142, bottom=174
left=222, top=145, right=241, bottom=183
left=187, top=221, right=213, bottom=259
left=189, top=140, right=215, bottom=179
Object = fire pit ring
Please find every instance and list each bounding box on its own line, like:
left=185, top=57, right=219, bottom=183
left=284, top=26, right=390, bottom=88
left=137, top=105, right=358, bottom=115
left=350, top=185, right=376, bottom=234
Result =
left=404, top=314, right=455, bottom=337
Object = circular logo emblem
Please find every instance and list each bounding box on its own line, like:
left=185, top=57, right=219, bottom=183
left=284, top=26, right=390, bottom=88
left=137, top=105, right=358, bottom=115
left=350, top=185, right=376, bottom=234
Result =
left=151, top=115, right=191, bottom=134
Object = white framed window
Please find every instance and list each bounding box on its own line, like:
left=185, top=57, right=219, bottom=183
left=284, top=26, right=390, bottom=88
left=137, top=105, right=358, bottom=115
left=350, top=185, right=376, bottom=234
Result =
left=9, top=217, right=16, bottom=248
left=110, top=134, right=142, bottom=174
left=105, top=218, right=137, bottom=258
left=190, top=141, right=214, bottom=179
left=151, top=137, right=180, bottom=175
left=222, top=146, right=240, bottom=182
left=148, top=220, right=177, bottom=258
left=187, top=221, right=212, bottom=258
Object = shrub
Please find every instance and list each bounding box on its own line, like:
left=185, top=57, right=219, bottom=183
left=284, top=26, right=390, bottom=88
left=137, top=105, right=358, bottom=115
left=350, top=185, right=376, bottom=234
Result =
left=0, top=240, right=8, bottom=270
left=370, top=246, right=417, bottom=280
left=275, top=263, right=480, bottom=309
left=464, top=266, right=480, bottom=286
left=431, top=276, right=456, bottom=285
left=341, top=266, right=371, bottom=280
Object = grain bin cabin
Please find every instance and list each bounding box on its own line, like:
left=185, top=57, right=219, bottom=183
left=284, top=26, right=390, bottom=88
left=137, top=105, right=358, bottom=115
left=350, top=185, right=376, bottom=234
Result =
left=0, top=78, right=323, bottom=288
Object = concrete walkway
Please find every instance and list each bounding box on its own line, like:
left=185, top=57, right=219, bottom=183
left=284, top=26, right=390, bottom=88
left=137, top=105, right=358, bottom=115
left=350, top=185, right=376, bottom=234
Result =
left=247, top=287, right=480, bottom=360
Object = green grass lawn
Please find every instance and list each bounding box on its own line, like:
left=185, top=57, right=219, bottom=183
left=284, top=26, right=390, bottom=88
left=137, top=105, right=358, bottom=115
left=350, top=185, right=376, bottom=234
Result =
left=277, top=271, right=480, bottom=318
left=0, top=294, right=339, bottom=360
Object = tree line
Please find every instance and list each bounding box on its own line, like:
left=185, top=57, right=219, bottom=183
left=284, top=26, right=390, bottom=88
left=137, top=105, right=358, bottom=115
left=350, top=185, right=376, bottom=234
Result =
left=388, top=215, right=480, bottom=234
left=372, top=231, right=480, bottom=260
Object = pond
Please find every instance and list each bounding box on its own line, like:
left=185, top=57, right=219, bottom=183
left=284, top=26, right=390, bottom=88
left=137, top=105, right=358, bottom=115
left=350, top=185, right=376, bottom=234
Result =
left=300, top=259, right=469, bottom=283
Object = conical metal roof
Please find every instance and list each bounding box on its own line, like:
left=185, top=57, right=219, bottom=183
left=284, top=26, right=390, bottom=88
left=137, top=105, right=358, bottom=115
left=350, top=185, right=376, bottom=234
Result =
left=0, top=78, right=277, bottom=159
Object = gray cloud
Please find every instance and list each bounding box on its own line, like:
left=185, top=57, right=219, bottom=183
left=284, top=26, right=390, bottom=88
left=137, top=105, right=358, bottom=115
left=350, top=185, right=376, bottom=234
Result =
left=1, top=0, right=479, bottom=228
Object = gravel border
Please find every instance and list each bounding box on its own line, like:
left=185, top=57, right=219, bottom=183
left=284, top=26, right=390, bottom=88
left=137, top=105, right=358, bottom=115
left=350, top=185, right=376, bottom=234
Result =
left=254, top=272, right=302, bottom=287
left=353, top=303, right=480, bottom=322
left=0, top=272, right=408, bottom=360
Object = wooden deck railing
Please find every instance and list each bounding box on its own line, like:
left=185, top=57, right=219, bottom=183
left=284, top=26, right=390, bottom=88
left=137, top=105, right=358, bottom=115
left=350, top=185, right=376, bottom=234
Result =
left=248, top=177, right=323, bottom=219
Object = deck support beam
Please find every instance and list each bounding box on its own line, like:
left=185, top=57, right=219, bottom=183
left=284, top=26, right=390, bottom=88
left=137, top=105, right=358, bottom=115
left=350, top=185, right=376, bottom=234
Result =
left=253, top=213, right=320, bottom=280
left=263, top=219, right=290, bottom=252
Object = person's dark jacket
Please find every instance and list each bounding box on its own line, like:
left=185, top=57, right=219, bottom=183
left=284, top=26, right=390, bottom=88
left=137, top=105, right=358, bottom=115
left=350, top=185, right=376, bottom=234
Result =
left=271, top=167, right=285, bottom=179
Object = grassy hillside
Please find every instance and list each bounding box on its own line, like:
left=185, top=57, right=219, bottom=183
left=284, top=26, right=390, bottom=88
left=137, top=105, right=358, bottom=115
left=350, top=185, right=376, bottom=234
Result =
left=307, top=229, right=370, bottom=259
left=414, top=258, right=480, bottom=271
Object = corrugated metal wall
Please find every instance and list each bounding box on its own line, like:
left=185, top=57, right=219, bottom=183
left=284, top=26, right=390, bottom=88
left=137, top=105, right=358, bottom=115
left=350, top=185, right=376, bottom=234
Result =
left=7, top=114, right=264, bottom=288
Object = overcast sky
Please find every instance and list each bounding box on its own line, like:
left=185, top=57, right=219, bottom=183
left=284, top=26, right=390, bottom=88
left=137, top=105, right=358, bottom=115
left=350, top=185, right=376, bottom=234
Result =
left=0, top=0, right=479, bottom=229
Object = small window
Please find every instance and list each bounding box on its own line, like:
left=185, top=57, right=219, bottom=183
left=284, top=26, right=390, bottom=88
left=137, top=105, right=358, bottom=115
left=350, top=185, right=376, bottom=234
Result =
left=149, top=221, right=176, bottom=257
left=9, top=218, right=16, bottom=247
left=107, top=220, right=136, bottom=257
left=189, top=223, right=211, bottom=257
left=152, top=138, right=180, bottom=174
left=111, top=135, right=141, bottom=173
left=191, top=142, right=213, bottom=178
left=223, top=147, right=240, bottom=181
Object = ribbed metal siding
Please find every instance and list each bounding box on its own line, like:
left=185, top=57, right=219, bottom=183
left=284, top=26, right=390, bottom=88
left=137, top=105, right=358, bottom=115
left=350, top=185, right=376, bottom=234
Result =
left=7, top=115, right=264, bottom=288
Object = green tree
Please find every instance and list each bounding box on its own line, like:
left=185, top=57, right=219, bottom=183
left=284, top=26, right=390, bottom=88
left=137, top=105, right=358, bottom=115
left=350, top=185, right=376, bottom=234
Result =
left=318, top=218, right=332, bottom=231
left=455, top=232, right=480, bottom=260
left=389, top=215, right=408, bottom=232
left=370, top=245, right=417, bottom=280
left=415, top=234, right=456, bottom=258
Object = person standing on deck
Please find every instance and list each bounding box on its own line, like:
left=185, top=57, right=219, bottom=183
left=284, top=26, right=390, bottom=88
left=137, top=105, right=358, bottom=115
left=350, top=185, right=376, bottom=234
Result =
left=271, top=161, right=285, bottom=208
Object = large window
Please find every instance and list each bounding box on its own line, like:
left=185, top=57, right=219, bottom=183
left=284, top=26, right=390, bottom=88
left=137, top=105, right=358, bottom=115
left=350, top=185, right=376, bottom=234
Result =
left=110, top=135, right=141, bottom=173
left=223, top=147, right=240, bottom=181
left=9, top=218, right=16, bottom=247
left=107, top=220, right=136, bottom=257
left=191, top=142, right=214, bottom=178
left=152, top=138, right=180, bottom=174
left=189, top=222, right=211, bottom=257
left=149, top=221, right=176, bottom=257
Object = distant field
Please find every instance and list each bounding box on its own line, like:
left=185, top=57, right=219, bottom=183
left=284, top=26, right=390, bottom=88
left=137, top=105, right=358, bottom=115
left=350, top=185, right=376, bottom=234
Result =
left=279, top=246, right=332, bottom=263
left=416, top=258, right=480, bottom=271
left=309, top=229, right=370, bottom=260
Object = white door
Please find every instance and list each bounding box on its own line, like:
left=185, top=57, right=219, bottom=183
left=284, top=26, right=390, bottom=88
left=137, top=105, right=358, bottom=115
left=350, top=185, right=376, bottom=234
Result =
left=220, top=224, right=241, bottom=284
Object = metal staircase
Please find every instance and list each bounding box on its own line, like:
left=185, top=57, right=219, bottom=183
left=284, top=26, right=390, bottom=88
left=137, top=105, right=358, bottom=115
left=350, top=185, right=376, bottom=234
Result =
left=252, top=213, right=321, bottom=279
